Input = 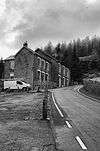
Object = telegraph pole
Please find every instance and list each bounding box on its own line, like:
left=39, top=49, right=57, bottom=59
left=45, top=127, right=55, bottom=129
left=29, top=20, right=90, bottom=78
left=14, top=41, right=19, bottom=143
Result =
left=43, top=82, right=48, bottom=120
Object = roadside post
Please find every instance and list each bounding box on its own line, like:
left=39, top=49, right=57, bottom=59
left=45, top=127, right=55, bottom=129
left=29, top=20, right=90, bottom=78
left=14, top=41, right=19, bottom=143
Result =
left=43, top=82, right=48, bottom=120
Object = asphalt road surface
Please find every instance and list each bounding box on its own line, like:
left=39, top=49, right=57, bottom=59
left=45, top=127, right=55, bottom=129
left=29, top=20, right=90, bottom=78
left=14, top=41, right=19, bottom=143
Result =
left=53, top=86, right=100, bottom=151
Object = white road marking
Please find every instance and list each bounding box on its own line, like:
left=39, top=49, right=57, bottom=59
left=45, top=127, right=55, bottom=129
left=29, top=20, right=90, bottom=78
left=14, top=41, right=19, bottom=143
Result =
left=52, top=93, right=64, bottom=117
left=76, top=136, right=87, bottom=150
left=65, top=121, right=72, bottom=128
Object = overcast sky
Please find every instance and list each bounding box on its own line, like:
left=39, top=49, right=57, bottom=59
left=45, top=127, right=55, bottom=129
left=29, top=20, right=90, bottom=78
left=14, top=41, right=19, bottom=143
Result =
left=0, top=0, right=100, bottom=58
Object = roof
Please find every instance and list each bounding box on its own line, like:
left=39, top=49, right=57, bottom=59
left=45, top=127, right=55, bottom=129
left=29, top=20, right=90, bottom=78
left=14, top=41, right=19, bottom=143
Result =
left=5, top=55, right=15, bottom=60
left=35, top=48, right=58, bottom=62
left=15, top=46, right=35, bottom=57
left=15, top=45, right=59, bottom=62
left=5, top=45, right=66, bottom=67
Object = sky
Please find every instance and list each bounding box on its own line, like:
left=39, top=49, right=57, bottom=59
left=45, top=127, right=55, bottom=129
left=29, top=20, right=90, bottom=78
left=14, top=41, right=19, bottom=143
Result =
left=0, top=0, right=100, bottom=59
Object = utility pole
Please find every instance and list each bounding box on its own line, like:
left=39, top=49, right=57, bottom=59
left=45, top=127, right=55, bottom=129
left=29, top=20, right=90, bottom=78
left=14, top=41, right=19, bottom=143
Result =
left=42, top=82, right=48, bottom=120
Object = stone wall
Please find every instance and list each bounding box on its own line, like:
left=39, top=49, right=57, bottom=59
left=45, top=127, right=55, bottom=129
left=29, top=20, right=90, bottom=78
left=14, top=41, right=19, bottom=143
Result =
left=14, top=47, right=34, bottom=87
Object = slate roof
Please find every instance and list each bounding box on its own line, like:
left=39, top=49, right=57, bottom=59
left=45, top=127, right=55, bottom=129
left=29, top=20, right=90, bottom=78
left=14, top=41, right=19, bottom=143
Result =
left=4, top=43, right=63, bottom=65
left=5, top=55, right=15, bottom=60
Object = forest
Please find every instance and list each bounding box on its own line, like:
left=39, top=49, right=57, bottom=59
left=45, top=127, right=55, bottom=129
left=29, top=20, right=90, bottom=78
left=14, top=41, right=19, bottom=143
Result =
left=43, top=35, right=100, bottom=83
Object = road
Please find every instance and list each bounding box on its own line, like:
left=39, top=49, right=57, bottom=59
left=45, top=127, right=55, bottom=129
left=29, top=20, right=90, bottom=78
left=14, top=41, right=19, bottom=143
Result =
left=53, top=86, right=100, bottom=151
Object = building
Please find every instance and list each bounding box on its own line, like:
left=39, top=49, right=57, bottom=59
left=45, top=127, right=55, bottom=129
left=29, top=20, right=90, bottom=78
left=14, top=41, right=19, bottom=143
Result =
left=4, top=42, right=70, bottom=89
left=4, top=55, right=15, bottom=79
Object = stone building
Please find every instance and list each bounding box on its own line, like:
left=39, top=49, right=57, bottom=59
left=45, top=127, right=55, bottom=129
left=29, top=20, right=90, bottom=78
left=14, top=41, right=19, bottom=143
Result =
left=4, top=42, right=70, bottom=89
left=4, top=55, right=15, bottom=79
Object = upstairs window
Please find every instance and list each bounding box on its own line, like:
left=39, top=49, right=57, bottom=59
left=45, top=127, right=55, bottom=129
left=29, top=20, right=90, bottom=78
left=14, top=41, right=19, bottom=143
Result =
left=45, top=62, right=49, bottom=71
left=10, top=60, right=15, bottom=69
left=41, top=59, right=45, bottom=70
left=41, top=72, right=45, bottom=82
left=58, top=63, right=61, bottom=73
left=37, top=70, right=41, bottom=81
left=37, top=57, right=41, bottom=68
left=63, top=66, right=65, bottom=75
left=65, top=68, right=69, bottom=77
left=45, top=74, right=49, bottom=81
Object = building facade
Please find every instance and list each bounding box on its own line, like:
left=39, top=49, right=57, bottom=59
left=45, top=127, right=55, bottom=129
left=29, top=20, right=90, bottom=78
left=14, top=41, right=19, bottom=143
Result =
left=4, top=42, right=70, bottom=89
left=4, top=55, right=15, bottom=79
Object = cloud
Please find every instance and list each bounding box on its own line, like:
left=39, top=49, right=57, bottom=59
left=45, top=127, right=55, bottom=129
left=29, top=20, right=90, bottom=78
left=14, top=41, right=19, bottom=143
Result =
left=0, top=0, right=6, bottom=18
left=0, top=0, right=100, bottom=58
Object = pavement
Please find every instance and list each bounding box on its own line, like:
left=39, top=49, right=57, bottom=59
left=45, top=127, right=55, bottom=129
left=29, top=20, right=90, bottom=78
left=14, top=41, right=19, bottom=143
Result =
left=0, top=93, right=56, bottom=151
left=50, top=86, right=100, bottom=151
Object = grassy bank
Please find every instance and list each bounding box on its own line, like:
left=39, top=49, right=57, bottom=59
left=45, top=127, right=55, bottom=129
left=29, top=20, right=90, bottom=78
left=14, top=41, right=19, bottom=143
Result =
left=79, top=87, right=100, bottom=103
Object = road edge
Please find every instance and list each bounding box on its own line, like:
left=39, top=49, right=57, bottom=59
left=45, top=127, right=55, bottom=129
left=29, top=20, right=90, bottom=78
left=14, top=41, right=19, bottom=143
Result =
left=74, top=85, right=100, bottom=103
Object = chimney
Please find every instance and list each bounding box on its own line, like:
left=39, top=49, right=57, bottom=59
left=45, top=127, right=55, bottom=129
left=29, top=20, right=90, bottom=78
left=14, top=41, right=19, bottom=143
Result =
left=23, top=41, right=28, bottom=47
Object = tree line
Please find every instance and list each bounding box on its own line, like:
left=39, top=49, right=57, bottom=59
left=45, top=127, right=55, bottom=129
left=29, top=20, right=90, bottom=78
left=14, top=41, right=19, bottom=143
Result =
left=43, top=35, right=100, bottom=83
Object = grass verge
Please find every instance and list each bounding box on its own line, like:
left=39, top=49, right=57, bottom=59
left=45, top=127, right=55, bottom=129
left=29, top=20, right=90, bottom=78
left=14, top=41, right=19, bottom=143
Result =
left=79, top=87, right=100, bottom=103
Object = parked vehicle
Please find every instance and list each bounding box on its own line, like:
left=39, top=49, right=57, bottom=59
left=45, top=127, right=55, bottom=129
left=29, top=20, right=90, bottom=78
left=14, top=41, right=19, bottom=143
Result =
left=4, top=79, right=31, bottom=92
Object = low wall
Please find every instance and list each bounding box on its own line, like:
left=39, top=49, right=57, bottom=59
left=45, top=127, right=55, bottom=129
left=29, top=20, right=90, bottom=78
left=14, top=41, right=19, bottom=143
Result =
left=83, top=78, right=100, bottom=96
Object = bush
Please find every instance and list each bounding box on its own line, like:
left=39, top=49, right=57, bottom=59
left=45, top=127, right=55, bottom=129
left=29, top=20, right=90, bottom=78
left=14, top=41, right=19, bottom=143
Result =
left=83, top=78, right=100, bottom=96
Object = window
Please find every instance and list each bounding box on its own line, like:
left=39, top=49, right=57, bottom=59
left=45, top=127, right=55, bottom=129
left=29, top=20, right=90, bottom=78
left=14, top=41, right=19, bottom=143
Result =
left=58, top=63, right=61, bottom=73
left=41, top=72, right=45, bottom=82
left=63, top=66, right=65, bottom=75
left=10, top=73, right=14, bottom=78
left=10, top=61, right=15, bottom=69
left=37, top=70, right=41, bottom=81
left=45, top=62, right=49, bottom=71
left=66, top=68, right=70, bottom=77
left=63, top=77, right=65, bottom=86
left=59, top=75, right=61, bottom=87
left=41, top=59, right=45, bottom=70
left=37, top=57, right=41, bottom=68
left=45, top=74, right=49, bottom=81
left=16, top=81, right=23, bottom=85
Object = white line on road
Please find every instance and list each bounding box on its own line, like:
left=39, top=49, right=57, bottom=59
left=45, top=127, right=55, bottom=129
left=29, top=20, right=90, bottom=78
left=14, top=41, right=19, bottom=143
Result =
left=52, top=93, right=64, bottom=117
left=75, top=136, right=87, bottom=150
left=65, top=121, right=72, bottom=128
